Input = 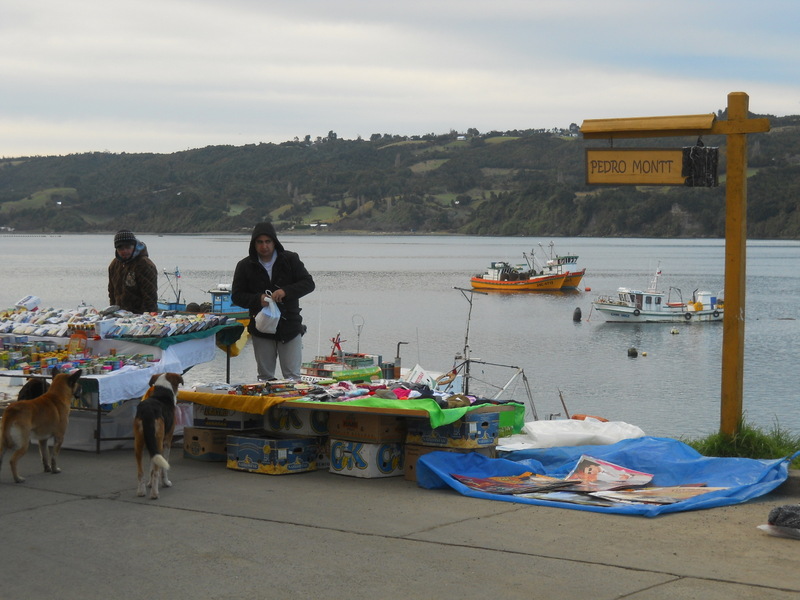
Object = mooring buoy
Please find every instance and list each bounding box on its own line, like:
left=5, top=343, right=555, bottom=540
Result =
left=627, top=347, right=638, bottom=357
left=573, top=307, right=582, bottom=322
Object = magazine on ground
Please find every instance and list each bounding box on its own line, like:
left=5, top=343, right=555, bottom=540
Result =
left=450, top=456, right=727, bottom=506
left=514, top=491, right=620, bottom=507
left=591, top=486, right=728, bottom=505
left=451, top=472, right=574, bottom=495
left=560, top=455, right=654, bottom=492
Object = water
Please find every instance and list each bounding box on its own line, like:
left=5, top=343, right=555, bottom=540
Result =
left=2, top=233, right=798, bottom=439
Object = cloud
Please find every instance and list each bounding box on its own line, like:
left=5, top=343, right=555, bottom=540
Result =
left=1, top=0, right=798, bottom=156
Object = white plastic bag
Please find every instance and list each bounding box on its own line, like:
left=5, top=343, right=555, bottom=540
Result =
left=497, top=418, right=646, bottom=451
left=254, top=291, right=281, bottom=334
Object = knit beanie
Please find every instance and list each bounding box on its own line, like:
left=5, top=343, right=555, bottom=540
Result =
left=114, top=229, right=138, bottom=248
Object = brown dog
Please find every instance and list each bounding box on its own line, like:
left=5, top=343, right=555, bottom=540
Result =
left=0, top=368, right=82, bottom=483
left=134, top=372, right=183, bottom=499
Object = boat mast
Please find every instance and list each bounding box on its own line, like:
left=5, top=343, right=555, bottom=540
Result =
left=454, top=286, right=487, bottom=394
left=647, top=262, right=662, bottom=293
left=162, top=267, right=182, bottom=304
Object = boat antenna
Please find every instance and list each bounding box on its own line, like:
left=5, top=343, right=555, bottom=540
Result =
left=453, top=286, right=488, bottom=394
left=647, top=262, right=662, bottom=293
left=352, top=314, right=365, bottom=353
left=159, top=267, right=182, bottom=305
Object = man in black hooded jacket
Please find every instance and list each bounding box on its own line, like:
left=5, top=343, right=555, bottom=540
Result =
left=232, top=222, right=315, bottom=380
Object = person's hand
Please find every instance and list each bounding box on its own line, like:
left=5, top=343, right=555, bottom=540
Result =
left=271, top=289, right=286, bottom=302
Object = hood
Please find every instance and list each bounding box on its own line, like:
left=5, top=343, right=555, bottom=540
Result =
left=116, top=240, right=148, bottom=262
left=248, top=222, right=285, bottom=258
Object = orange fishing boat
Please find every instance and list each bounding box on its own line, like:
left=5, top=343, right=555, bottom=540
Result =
left=536, top=242, right=586, bottom=289
left=470, top=261, right=566, bottom=291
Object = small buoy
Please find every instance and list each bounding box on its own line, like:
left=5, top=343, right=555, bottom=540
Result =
left=627, top=347, right=638, bottom=357
left=642, top=351, right=647, bottom=356
left=671, top=328, right=680, bottom=335
left=584, top=286, right=592, bottom=292
left=573, top=307, right=582, bottom=322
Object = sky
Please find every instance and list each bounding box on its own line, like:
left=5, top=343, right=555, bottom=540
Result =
left=2, top=0, right=799, bottom=158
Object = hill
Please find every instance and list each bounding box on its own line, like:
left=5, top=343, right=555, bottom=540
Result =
left=2, top=114, right=800, bottom=238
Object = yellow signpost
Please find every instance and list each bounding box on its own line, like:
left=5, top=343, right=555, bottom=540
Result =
left=585, top=148, right=685, bottom=185
left=581, top=92, right=770, bottom=436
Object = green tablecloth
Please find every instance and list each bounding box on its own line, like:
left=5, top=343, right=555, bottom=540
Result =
left=117, top=322, right=245, bottom=350
left=293, top=396, right=525, bottom=431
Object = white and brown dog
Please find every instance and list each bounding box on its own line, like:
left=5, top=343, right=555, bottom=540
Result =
left=134, top=372, right=183, bottom=499
left=1, top=368, right=82, bottom=483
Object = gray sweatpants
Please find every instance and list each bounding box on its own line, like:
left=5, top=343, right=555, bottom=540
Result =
left=251, top=334, right=303, bottom=380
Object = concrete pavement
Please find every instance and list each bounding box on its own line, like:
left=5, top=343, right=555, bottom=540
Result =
left=1, top=445, right=799, bottom=600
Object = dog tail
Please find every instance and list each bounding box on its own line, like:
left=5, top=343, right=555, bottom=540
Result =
left=137, top=407, right=170, bottom=470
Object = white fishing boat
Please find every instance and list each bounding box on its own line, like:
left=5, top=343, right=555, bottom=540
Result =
left=591, top=268, right=723, bottom=323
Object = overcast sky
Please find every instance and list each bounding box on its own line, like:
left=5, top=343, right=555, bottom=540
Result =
left=2, top=0, right=798, bottom=157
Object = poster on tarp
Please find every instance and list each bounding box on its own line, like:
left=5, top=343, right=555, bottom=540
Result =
left=563, top=455, right=653, bottom=491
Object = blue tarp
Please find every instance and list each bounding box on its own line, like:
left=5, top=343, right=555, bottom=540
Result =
left=416, top=436, right=799, bottom=516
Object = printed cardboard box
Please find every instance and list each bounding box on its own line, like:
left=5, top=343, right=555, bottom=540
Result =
left=404, top=444, right=496, bottom=482
left=183, top=426, right=229, bottom=461
left=316, top=436, right=331, bottom=470
left=329, top=438, right=404, bottom=478
left=226, top=432, right=317, bottom=475
left=405, top=407, right=500, bottom=449
left=327, top=412, right=406, bottom=443
left=264, top=406, right=329, bottom=436
left=193, top=403, right=262, bottom=430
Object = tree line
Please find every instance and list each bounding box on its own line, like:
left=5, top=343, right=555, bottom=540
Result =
left=1, top=114, right=799, bottom=238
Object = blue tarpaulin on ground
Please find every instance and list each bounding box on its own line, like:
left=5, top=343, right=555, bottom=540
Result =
left=416, top=436, right=798, bottom=516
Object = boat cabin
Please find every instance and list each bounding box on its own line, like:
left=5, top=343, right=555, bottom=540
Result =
left=617, top=288, right=665, bottom=311
left=480, top=261, right=532, bottom=281
left=209, top=284, right=245, bottom=314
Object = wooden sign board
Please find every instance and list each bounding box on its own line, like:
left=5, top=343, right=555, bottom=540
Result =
left=585, top=148, right=685, bottom=185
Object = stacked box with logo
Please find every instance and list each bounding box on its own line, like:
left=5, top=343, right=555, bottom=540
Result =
left=226, top=431, right=319, bottom=475
left=404, top=406, right=500, bottom=482
left=328, top=412, right=405, bottom=478
left=263, top=405, right=330, bottom=469
left=188, top=387, right=269, bottom=462
left=183, top=426, right=229, bottom=461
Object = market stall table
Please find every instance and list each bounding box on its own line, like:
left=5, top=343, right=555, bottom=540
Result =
left=177, top=389, right=525, bottom=435
left=1, top=322, right=244, bottom=452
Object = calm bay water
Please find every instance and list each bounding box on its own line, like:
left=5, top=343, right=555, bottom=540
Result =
left=1, top=233, right=798, bottom=439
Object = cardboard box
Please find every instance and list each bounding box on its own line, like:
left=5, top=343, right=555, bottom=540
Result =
left=183, top=426, right=228, bottom=461
left=327, top=412, right=406, bottom=443
left=329, top=438, right=404, bottom=478
left=193, top=403, right=262, bottom=430
left=226, top=432, right=317, bottom=475
left=264, top=406, right=329, bottom=436
left=316, top=436, right=331, bottom=470
left=404, top=444, right=496, bottom=482
left=405, top=407, right=500, bottom=449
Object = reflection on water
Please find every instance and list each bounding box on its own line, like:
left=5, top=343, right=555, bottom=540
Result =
left=1, top=234, right=798, bottom=438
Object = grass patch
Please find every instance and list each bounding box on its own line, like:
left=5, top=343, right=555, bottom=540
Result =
left=304, top=206, right=339, bottom=223
left=226, top=203, right=248, bottom=217
left=0, top=187, right=78, bottom=214
left=683, top=420, right=800, bottom=468
left=484, top=136, right=518, bottom=144
left=379, top=140, right=429, bottom=150
left=409, top=159, right=449, bottom=174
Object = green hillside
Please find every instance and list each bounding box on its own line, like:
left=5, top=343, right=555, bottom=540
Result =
left=2, top=115, right=800, bottom=238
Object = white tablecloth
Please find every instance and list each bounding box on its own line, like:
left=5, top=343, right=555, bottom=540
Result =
left=4, top=334, right=217, bottom=406
left=86, top=335, right=217, bottom=404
